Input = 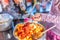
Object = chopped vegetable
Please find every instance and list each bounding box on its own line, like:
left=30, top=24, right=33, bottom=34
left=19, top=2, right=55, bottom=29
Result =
left=14, top=22, right=44, bottom=40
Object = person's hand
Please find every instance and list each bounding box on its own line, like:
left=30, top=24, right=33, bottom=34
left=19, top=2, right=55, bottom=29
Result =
left=32, top=13, right=42, bottom=22
left=14, top=0, right=20, bottom=5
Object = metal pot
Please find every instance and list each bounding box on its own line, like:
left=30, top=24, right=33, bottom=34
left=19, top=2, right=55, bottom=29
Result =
left=0, top=14, right=13, bottom=31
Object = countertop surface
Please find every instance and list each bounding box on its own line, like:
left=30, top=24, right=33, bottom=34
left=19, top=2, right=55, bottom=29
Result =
left=0, top=13, right=59, bottom=40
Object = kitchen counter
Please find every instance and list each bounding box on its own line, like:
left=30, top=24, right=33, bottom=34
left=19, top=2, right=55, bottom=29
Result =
left=0, top=13, right=59, bottom=40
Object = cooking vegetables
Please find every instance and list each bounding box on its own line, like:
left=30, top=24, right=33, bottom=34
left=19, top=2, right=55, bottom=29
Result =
left=14, top=22, right=44, bottom=40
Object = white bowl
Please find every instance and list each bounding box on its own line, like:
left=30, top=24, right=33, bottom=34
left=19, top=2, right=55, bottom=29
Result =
left=0, top=14, right=13, bottom=31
